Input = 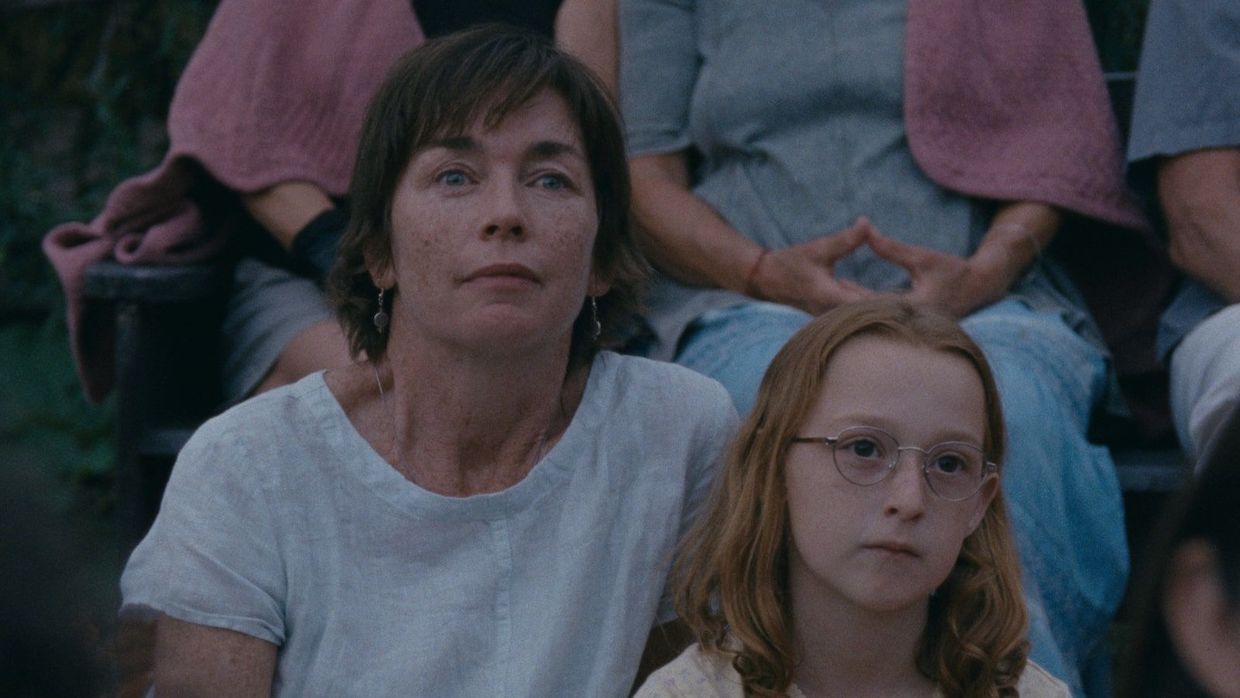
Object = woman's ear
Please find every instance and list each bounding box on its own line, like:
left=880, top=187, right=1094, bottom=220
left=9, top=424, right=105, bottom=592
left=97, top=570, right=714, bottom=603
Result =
left=365, top=245, right=395, bottom=290
left=1163, top=540, right=1240, bottom=698
left=587, top=268, right=612, bottom=298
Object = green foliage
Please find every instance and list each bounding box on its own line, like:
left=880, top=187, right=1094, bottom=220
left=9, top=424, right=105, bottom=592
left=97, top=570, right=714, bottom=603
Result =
left=0, top=0, right=215, bottom=493
left=0, top=0, right=216, bottom=311
left=0, top=320, right=113, bottom=489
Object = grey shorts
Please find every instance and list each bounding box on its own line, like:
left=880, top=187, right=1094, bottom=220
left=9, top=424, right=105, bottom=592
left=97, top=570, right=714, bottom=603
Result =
left=220, top=257, right=334, bottom=404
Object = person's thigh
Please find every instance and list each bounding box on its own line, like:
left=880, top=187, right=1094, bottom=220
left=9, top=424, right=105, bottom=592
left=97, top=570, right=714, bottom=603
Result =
left=222, top=258, right=343, bottom=402
left=674, top=302, right=813, bottom=415
left=1169, top=302, right=1240, bottom=462
left=961, top=299, right=1127, bottom=697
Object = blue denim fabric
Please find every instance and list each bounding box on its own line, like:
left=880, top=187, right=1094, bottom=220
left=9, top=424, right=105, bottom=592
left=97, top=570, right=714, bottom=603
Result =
left=675, top=299, right=1128, bottom=697
left=676, top=302, right=813, bottom=415
left=963, top=300, right=1128, bottom=698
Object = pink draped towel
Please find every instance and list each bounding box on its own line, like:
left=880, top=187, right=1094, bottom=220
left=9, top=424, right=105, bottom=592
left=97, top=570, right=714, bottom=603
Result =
left=43, top=0, right=422, bottom=401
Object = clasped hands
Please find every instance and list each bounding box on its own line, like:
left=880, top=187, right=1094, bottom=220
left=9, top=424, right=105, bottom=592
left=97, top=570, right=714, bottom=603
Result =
left=747, top=217, right=1011, bottom=318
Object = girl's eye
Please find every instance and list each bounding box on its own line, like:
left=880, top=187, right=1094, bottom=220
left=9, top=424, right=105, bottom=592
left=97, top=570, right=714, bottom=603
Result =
left=846, top=438, right=883, bottom=460
left=931, top=454, right=966, bottom=474
left=435, top=169, right=470, bottom=186
left=929, top=449, right=983, bottom=477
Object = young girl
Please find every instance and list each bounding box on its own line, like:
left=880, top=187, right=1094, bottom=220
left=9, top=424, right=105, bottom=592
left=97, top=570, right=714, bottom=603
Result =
left=637, top=300, right=1070, bottom=697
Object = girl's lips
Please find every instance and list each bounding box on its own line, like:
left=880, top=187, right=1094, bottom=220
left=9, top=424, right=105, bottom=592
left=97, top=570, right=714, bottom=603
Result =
left=864, top=542, right=919, bottom=557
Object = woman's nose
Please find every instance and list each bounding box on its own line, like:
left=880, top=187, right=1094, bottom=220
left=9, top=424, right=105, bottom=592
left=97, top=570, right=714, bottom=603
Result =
left=482, top=180, right=526, bottom=238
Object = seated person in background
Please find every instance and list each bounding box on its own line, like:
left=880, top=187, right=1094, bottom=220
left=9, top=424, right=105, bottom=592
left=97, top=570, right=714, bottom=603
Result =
left=43, top=0, right=596, bottom=406
left=1118, top=400, right=1240, bottom=698
left=44, top=0, right=421, bottom=406
left=621, top=1, right=1146, bottom=693
left=119, top=27, right=737, bottom=695
left=1128, top=0, right=1240, bottom=465
left=637, top=300, right=1070, bottom=697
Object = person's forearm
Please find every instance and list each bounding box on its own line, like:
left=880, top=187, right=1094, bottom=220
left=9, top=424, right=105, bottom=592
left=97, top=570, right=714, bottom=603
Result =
left=968, top=201, right=1061, bottom=297
left=242, top=181, right=335, bottom=251
left=629, top=153, right=764, bottom=292
left=1159, top=148, right=1240, bottom=303
left=555, top=0, right=618, bottom=97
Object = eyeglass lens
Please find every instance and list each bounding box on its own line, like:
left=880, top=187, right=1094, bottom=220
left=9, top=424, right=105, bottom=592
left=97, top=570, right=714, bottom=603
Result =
left=831, top=427, right=987, bottom=500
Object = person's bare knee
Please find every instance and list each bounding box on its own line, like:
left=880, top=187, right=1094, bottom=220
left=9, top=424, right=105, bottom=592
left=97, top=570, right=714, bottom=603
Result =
left=254, top=320, right=353, bottom=395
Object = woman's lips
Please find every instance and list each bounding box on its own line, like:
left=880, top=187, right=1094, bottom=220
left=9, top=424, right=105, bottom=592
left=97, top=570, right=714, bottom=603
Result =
left=462, top=263, right=539, bottom=284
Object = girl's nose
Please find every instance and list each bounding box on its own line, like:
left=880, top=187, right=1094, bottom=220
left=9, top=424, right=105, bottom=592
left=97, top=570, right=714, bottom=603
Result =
left=883, top=451, right=928, bottom=520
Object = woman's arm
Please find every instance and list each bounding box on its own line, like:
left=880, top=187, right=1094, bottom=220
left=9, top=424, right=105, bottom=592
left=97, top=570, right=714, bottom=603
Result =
left=1158, top=147, right=1240, bottom=303
left=241, top=181, right=335, bottom=251
left=865, top=201, right=1060, bottom=317
left=554, top=0, right=619, bottom=97
left=242, top=181, right=341, bottom=280
left=154, top=615, right=277, bottom=697
left=630, top=152, right=873, bottom=314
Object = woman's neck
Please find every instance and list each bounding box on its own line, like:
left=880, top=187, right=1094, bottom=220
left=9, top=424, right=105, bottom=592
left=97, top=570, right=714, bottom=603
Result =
left=376, top=330, right=588, bottom=496
left=788, top=570, right=935, bottom=698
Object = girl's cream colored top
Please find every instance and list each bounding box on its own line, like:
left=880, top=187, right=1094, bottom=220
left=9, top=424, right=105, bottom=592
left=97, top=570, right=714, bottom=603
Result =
left=636, top=643, right=1072, bottom=698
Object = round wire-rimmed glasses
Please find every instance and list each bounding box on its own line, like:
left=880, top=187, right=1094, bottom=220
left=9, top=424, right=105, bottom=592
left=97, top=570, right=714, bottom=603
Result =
left=790, top=426, right=998, bottom=501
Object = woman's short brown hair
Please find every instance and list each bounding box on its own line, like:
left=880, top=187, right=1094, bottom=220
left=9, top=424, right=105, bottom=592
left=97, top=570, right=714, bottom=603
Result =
left=673, top=299, right=1029, bottom=697
left=327, top=24, right=647, bottom=365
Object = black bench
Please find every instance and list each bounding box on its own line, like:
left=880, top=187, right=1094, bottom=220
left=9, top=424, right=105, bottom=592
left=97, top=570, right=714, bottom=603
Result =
left=83, top=260, right=230, bottom=547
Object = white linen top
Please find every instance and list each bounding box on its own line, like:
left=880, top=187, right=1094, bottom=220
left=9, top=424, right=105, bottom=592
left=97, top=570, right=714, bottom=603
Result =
left=121, top=352, right=738, bottom=696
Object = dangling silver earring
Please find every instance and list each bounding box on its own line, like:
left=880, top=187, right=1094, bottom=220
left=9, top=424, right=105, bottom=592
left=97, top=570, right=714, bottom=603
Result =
left=589, top=296, right=602, bottom=342
left=373, top=287, right=390, bottom=333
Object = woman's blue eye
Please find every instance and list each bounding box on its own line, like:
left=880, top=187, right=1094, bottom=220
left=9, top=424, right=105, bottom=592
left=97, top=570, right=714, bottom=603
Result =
left=535, top=173, right=568, bottom=190
left=437, top=170, right=469, bottom=186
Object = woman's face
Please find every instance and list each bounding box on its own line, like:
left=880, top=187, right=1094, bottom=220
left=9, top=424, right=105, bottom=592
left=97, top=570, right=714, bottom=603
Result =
left=374, top=89, right=606, bottom=356
left=784, top=336, right=996, bottom=615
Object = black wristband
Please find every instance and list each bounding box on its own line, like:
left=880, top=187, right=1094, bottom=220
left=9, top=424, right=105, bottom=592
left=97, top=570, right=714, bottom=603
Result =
left=290, top=207, right=349, bottom=282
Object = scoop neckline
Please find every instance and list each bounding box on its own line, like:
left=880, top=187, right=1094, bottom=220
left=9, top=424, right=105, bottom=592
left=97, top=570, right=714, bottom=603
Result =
left=303, top=353, right=612, bottom=522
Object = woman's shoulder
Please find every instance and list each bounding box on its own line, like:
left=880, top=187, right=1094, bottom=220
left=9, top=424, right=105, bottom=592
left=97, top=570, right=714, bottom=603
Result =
left=596, top=352, right=734, bottom=410
left=179, top=371, right=336, bottom=470
left=1015, top=660, right=1074, bottom=698
left=200, top=369, right=325, bottom=425
left=635, top=643, right=745, bottom=698
left=591, top=353, right=738, bottom=438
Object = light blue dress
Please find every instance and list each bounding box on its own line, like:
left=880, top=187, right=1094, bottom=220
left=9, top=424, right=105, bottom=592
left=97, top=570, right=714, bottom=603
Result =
left=621, top=1, right=1128, bottom=694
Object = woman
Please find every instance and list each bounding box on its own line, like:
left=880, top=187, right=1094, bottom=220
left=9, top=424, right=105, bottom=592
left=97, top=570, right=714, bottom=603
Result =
left=119, top=27, right=737, bottom=695
left=638, top=300, right=1070, bottom=697
left=620, top=1, right=1143, bottom=693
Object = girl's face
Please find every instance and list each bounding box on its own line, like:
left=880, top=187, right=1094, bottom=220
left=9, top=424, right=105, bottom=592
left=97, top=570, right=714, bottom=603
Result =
left=784, top=335, right=997, bottom=615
